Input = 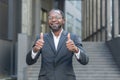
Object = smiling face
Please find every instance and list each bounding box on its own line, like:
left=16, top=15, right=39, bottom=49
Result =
left=48, top=9, right=65, bottom=32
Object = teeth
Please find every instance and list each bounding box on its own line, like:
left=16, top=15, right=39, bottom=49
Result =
left=52, top=23, right=58, bottom=26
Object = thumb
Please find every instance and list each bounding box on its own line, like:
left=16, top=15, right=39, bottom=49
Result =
left=40, top=32, right=44, bottom=41
left=67, top=33, right=71, bottom=41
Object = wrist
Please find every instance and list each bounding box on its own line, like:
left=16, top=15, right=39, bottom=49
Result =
left=73, top=46, right=79, bottom=53
left=33, top=47, right=38, bottom=53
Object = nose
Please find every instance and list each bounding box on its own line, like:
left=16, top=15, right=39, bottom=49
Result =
left=51, top=17, right=57, bottom=21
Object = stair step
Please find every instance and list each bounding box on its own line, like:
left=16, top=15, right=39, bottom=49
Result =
left=25, top=42, right=120, bottom=80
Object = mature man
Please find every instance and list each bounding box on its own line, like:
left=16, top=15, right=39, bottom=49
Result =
left=26, top=9, right=89, bottom=80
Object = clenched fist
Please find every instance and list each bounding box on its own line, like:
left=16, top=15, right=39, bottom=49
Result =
left=33, top=33, right=44, bottom=53
left=66, top=33, right=79, bottom=53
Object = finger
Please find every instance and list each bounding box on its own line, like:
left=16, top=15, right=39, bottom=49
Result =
left=66, top=41, right=68, bottom=44
left=34, top=45, right=41, bottom=50
left=66, top=39, right=73, bottom=44
left=38, top=39, right=44, bottom=44
left=36, top=41, right=44, bottom=47
left=67, top=33, right=71, bottom=41
left=35, top=43, right=42, bottom=49
left=40, top=32, right=44, bottom=41
left=71, top=41, right=74, bottom=45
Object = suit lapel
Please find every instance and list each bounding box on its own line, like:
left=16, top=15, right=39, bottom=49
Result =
left=56, top=31, right=67, bottom=55
left=46, top=31, right=68, bottom=55
left=46, top=32, right=56, bottom=54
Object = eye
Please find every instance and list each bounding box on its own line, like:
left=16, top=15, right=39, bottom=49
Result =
left=55, top=16, right=62, bottom=19
left=48, top=16, right=62, bottom=20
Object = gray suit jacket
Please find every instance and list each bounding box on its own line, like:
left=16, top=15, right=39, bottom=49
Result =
left=26, top=31, right=89, bottom=80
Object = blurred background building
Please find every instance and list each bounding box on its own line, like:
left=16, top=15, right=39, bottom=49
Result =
left=65, top=0, right=82, bottom=37
left=0, top=0, right=120, bottom=80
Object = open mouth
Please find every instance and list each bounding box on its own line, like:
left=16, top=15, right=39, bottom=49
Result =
left=51, top=23, right=59, bottom=27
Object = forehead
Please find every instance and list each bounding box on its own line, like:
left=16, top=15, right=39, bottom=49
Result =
left=49, top=10, right=62, bottom=16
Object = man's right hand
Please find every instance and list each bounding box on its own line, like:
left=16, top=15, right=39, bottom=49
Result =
left=33, top=33, right=44, bottom=53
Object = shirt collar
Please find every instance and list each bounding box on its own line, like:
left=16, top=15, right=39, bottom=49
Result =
left=51, top=29, right=63, bottom=38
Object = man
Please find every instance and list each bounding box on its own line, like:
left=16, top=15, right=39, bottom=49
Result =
left=26, top=9, right=89, bottom=80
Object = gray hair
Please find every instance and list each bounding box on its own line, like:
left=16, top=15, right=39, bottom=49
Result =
left=48, top=9, right=65, bottom=19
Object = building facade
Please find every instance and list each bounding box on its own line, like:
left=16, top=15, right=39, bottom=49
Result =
left=82, top=0, right=120, bottom=41
left=0, top=0, right=65, bottom=79
left=1, top=0, right=120, bottom=79
left=0, top=0, right=21, bottom=78
left=65, top=0, right=82, bottom=37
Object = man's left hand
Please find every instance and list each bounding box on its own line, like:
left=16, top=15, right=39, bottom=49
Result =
left=66, top=33, right=79, bottom=53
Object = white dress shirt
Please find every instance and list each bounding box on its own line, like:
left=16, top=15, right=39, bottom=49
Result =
left=31, top=30, right=80, bottom=59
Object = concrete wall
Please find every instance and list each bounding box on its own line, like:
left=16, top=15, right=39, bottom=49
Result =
left=0, top=39, right=12, bottom=77
left=17, top=33, right=33, bottom=80
left=107, top=37, right=120, bottom=68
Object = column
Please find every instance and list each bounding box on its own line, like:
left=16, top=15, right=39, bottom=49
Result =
left=35, top=0, right=41, bottom=35
left=18, top=0, right=33, bottom=80
left=21, top=0, right=33, bottom=36
left=114, top=0, right=119, bottom=37
left=106, top=0, right=112, bottom=40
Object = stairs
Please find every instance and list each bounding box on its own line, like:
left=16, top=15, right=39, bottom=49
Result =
left=25, top=42, right=120, bottom=80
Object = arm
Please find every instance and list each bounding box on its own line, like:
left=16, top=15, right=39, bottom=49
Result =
left=74, top=35, right=89, bottom=65
left=66, top=33, right=89, bottom=65
left=26, top=50, right=41, bottom=65
left=76, top=46, right=89, bottom=65
left=26, top=33, right=44, bottom=65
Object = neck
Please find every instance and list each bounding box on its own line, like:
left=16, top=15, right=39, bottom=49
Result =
left=52, top=28, right=62, bottom=37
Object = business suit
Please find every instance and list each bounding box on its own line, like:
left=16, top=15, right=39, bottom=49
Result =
left=26, top=31, right=89, bottom=80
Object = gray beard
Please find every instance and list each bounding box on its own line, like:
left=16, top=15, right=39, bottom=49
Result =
left=49, top=25, right=62, bottom=32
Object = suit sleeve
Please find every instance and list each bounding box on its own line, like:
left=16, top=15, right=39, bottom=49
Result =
left=26, top=35, right=41, bottom=65
left=73, top=35, right=89, bottom=65
left=26, top=50, right=41, bottom=65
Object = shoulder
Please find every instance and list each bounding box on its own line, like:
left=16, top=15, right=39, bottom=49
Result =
left=69, top=32, right=82, bottom=42
left=70, top=32, right=80, bottom=38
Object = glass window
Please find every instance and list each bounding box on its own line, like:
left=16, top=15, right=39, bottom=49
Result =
left=75, top=19, right=82, bottom=37
left=66, top=13, right=73, bottom=33
left=43, top=11, right=47, bottom=22
left=68, top=0, right=74, bottom=5
left=41, top=9, right=48, bottom=33
left=76, top=0, right=81, bottom=10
